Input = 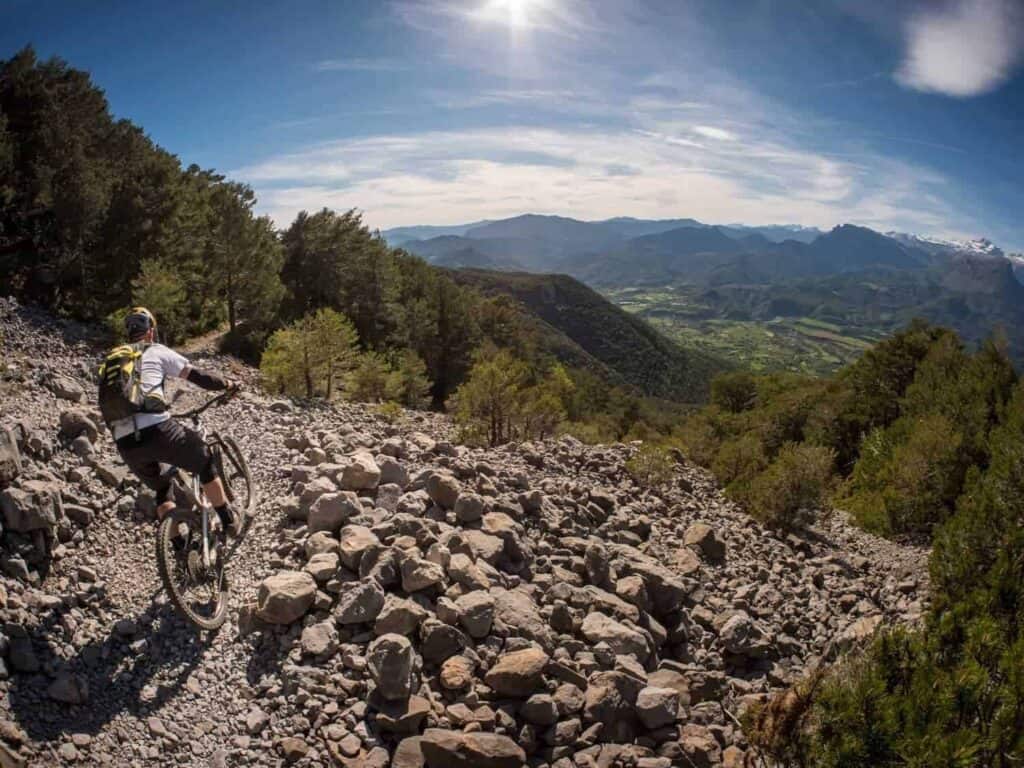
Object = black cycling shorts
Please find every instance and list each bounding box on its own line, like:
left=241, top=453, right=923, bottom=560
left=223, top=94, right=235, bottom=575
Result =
left=116, top=419, right=217, bottom=504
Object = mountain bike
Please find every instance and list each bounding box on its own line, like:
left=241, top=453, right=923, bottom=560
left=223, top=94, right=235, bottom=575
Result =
left=154, top=390, right=256, bottom=630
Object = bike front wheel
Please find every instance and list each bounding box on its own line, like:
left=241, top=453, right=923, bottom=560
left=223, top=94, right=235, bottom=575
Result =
left=155, top=510, right=229, bottom=631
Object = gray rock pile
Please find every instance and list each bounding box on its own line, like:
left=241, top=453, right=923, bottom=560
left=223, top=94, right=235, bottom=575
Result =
left=0, top=296, right=929, bottom=767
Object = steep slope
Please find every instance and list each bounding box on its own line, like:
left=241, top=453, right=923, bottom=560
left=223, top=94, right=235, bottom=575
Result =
left=0, top=297, right=929, bottom=768
left=449, top=269, right=729, bottom=402
left=806, top=224, right=926, bottom=272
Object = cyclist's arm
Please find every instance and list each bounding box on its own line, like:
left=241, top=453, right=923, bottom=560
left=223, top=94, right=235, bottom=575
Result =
left=184, top=367, right=233, bottom=391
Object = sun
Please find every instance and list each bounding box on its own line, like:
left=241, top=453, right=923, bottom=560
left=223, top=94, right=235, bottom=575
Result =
left=481, top=0, right=547, bottom=29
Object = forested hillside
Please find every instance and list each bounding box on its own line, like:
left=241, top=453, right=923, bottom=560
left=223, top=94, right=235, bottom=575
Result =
left=451, top=269, right=727, bottom=403
left=676, top=323, right=1024, bottom=764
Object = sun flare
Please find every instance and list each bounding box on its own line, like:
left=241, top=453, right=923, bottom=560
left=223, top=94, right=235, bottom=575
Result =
left=481, top=0, right=547, bottom=29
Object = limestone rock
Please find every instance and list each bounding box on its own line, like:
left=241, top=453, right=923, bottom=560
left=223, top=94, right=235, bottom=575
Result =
left=484, top=647, right=549, bottom=697
left=256, top=571, right=316, bottom=624
left=367, top=633, right=419, bottom=701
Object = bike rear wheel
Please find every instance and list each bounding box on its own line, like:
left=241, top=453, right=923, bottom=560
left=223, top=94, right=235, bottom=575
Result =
left=155, top=510, right=229, bottom=630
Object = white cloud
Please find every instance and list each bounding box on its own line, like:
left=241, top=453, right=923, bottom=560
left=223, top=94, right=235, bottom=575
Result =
left=232, top=124, right=960, bottom=236
left=895, top=0, right=1024, bottom=97
left=693, top=125, right=737, bottom=141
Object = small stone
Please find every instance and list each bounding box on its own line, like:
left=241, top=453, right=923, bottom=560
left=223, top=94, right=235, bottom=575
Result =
left=440, top=655, right=475, bottom=690
left=278, top=736, right=308, bottom=762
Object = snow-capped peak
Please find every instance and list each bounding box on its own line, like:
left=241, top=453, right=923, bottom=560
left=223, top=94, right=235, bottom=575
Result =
left=887, top=232, right=1005, bottom=259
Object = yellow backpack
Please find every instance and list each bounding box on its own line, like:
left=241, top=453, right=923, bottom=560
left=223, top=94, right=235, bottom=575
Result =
left=97, top=343, right=149, bottom=425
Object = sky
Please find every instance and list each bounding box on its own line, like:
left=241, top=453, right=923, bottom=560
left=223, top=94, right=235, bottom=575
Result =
left=4, top=0, right=1024, bottom=249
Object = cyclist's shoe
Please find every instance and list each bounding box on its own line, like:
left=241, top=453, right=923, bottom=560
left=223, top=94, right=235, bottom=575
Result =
left=216, top=504, right=243, bottom=538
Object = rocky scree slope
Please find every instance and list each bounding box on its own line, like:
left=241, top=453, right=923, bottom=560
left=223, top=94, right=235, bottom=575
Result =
left=0, top=297, right=928, bottom=767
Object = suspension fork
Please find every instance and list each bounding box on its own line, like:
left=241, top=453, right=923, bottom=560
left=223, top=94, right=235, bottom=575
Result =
left=194, top=475, right=212, bottom=569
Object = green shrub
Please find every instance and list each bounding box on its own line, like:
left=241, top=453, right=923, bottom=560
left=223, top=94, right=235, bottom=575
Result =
left=712, top=433, right=767, bottom=490
left=676, top=408, right=724, bottom=466
left=375, top=401, right=404, bottom=424
left=743, top=443, right=836, bottom=529
left=839, top=414, right=965, bottom=535
left=626, top=443, right=675, bottom=488
left=711, top=370, right=758, bottom=413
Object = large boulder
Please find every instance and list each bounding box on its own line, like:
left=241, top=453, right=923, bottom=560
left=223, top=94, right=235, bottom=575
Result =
left=367, top=633, right=419, bottom=701
left=636, top=686, right=679, bottom=729
left=583, top=671, right=645, bottom=743
left=335, top=578, right=386, bottom=625
left=400, top=554, right=446, bottom=593
left=58, top=409, right=98, bottom=442
left=453, top=493, right=485, bottom=523
left=340, top=452, right=381, bottom=491
left=484, top=647, right=549, bottom=697
left=580, top=612, right=650, bottom=661
left=375, top=595, right=429, bottom=636
left=1, top=480, right=62, bottom=532
left=47, top=672, right=89, bottom=704
left=684, top=522, right=726, bottom=562
left=719, top=611, right=771, bottom=657
left=420, top=729, right=526, bottom=768
left=615, top=546, right=692, bottom=615
left=49, top=375, right=84, bottom=403
left=308, top=491, right=361, bottom=533
left=425, top=473, right=460, bottom=509
left=0, top=428, right=22, bottom=485
left=678, top=723, right=723, bottom=768
left=256, top=571, right=316, bottom=624
left=338, top=524, right=380, bottom=571
left=491, top=588, right=555, bottom=650
left=454, top=590, right=494, bottom=639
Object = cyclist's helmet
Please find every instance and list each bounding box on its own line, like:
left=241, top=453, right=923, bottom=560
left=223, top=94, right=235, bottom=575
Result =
left=125, top=307, right=157, bottom=341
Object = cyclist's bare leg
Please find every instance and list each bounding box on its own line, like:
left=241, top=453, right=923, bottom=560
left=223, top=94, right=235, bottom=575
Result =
left=203, top=478, right=227, bottom=507
left=157, top=500, right=176, bottom=520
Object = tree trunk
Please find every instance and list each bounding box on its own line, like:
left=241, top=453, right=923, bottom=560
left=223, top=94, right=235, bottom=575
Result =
left=227, top=269, right=237, bottom=331
left=303, top=346, right=313, bottom=398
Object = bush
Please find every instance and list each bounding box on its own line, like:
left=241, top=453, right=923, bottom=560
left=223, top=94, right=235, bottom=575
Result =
left=712, top=433, right=767, bottom=491
left=347, top=352, right=391, bottom=403
left=675, top=409, right=723, bottom=466
left=839, top=414, right=965, bottom=535
left=745, top=381, right=1024, bottom=766
left=711, top=370, right=758, bottom=413
left=375, top=401, right=404, bottom=424
left=743, top=443, right=836, bottom=529
left=625, top=443, right=675, bottom=488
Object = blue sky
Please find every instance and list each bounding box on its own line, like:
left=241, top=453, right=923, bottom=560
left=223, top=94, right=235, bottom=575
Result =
left=4, top=0, right=1023, bottom=249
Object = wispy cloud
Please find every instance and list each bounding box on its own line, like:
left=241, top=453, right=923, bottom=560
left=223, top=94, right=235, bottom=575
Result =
left=895, top=0, right=1024, bottom=97
left=233, top=121, right=961, bottom=238
left=693, top=125, right=737, bottom=141
left=314, top=57, right=410, bottom=72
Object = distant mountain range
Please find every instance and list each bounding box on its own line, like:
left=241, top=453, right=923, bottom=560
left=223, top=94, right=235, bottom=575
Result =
left=385, top=213, right=1024, bottom=365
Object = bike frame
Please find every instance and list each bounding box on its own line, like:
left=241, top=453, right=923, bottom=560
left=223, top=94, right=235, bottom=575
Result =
left=170, top=390, right=234, bottom=572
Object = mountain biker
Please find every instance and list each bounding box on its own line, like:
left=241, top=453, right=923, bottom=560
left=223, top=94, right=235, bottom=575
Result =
left=105, top=307, right=243, bottom=536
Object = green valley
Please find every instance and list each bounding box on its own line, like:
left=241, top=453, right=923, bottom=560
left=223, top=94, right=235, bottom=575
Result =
left=606, top=285, right=883, bottom=376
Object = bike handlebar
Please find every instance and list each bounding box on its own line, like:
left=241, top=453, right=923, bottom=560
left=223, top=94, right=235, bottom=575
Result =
left=172, top=387, right=239, bottom=421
